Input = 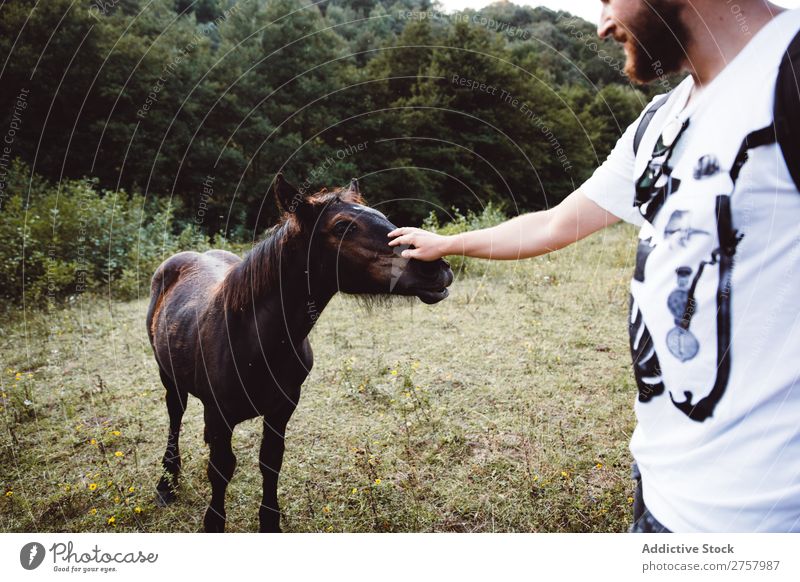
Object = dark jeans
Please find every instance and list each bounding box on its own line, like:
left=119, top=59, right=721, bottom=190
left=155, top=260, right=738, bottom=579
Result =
left=629, top=462, right=672, bottom=533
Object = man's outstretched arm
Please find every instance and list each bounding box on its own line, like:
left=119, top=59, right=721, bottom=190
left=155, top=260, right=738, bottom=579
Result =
left=387, top=189, right=621, bottom=261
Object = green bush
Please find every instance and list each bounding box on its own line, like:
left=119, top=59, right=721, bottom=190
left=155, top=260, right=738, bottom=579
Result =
left=0, top=159, right=238, bottom=305
left=422, top=203, right=508, bottom=276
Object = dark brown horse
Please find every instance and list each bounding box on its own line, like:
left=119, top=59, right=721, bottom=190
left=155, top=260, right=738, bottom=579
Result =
left=145, top=175, right=453, bottom=532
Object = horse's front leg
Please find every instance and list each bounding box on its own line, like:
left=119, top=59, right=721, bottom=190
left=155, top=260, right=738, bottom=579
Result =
left=258, top=412, right=292, bottom=533
left=203, top=409, right=236, bottom=533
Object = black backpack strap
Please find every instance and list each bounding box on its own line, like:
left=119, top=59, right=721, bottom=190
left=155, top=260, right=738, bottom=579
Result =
left=633, top=92, right=672, bottom=156
left=774, top=27, right=800, bottom=192
left=730, top=125, right=777, bottom=183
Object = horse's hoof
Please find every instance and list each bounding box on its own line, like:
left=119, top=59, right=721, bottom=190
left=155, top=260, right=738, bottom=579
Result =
left=155, top=488, right=176, bottom=507
left=203, top=508, right=226, bottom=532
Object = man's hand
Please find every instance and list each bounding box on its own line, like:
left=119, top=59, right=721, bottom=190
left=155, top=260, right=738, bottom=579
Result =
left=387, top=227, right=451, bottom=261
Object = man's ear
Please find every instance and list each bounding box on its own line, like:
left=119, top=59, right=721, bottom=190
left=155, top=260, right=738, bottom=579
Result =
left=273, top=173, right=307, bottom=215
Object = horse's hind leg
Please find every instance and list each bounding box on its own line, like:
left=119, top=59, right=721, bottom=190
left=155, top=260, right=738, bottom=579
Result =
left=203, top=407, right=236, bottom=533
left=155, top=370, right=187, bottom=506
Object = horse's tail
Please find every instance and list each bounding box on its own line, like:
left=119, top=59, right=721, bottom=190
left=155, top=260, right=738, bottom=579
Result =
left=146, top=253, right=193, bottom=345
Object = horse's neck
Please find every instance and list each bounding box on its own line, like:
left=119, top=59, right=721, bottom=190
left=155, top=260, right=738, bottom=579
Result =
left=272, top=263, right=334, bottom=341
left=247, top=244, right=335, bottom=344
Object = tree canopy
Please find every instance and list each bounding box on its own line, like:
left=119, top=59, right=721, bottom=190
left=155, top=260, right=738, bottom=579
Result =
left=0, top=0, right=667, bottom=234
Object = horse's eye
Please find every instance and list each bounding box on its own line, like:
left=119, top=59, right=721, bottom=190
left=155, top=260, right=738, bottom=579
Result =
left=333, top=221, right=355, bottom=236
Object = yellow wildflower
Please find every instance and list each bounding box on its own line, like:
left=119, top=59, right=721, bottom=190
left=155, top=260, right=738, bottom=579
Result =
left=89, top=508, right=97, bottom=515
left=389, top=369, right=398, bottom=376
left=596, top=463, right=603, bottom=469
left=107, top=516, right=116, bottom=525
left=322, top=505, right=331, bottom=514
left=627, top=497, right=634, bottom=504
left=351, top=488, right=358, bottom=494
left=5, top=490, right=12, bottom=497
left=128, top=486, right=135, bottom=493
left=561, top=471, right=568, bottom=478
left=111, top=430, right=121, bottom=437
left=89, top=438, right=97, bottom=445
left=114, top=451, right=124, bottom=457
left=88, top=483, right=98, bottom=491
left=134, top=506, right=142, bottom=514
left=374, top=478, right=382, bottom=485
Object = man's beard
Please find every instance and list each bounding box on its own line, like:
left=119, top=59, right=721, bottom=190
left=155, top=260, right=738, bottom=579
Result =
left=621, top=0, right=688, bottom=84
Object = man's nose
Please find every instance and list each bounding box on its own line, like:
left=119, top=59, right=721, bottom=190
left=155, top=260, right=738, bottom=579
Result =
left=597, top=4, right=614, bottom=39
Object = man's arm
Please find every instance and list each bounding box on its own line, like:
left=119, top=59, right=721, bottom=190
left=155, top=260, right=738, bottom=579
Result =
left=387, top=189, right=621, bottom=261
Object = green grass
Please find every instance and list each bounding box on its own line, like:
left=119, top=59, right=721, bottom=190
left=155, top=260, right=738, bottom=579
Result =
left=0, top=223, right=640, bottom=532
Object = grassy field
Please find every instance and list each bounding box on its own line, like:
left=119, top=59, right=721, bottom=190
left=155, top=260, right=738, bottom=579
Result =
left=1, top=223, right=641, bottom=533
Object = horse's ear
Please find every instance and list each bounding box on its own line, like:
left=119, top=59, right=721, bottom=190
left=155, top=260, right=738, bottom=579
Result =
left=343, top=178, right=362, bottom=202
left=273, top=173, right=307, bottom=216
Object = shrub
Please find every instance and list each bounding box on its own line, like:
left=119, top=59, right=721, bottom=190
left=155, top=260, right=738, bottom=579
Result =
left=421, top=203, right=507, bottom=276
left=0, top=159, right=238, bottom=305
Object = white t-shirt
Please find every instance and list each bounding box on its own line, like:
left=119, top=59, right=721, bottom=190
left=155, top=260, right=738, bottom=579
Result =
left=582, top=9, right=800, bottom=532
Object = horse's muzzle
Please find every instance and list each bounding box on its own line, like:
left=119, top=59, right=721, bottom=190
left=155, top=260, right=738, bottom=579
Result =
left=408, top=258, right=453, bottom=304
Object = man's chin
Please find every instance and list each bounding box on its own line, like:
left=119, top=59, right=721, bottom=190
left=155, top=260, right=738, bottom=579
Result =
left=624, top=44, right=670, bottom=85
left=618, top=0, right=688, bottom=86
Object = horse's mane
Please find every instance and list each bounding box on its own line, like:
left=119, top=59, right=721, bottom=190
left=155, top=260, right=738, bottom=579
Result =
left=221, top=219, right=299, bottom=312
left=221, top=187, right=364, bottom=312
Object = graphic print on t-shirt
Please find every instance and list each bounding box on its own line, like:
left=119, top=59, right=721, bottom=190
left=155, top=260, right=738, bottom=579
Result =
left=631, top=165, right=738, bottom=424
left=663, top=210, right=710, bottom=249
left=665, top=266, right=700, bottom=362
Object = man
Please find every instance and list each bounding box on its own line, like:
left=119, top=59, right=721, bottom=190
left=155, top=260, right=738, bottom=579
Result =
left=387, top=1, right=800, bottom=532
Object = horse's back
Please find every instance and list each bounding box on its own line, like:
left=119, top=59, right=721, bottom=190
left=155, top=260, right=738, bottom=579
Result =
left=148, top=249, right=239, bottom=309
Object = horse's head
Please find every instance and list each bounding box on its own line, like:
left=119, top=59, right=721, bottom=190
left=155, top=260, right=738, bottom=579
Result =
left=274, top=174, right=453, bottom=304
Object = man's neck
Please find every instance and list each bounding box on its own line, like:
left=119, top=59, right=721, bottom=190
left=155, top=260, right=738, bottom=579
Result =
left=681, top=1, right=786, bottom=88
